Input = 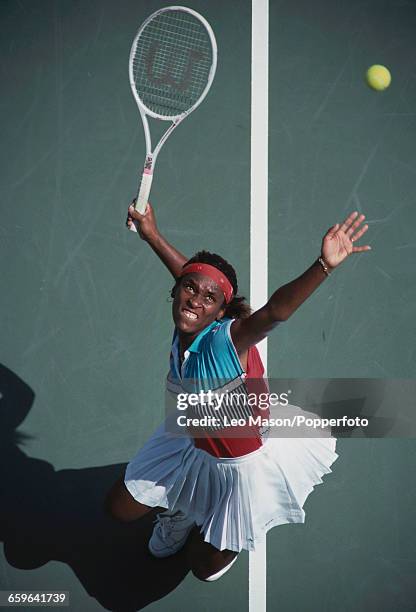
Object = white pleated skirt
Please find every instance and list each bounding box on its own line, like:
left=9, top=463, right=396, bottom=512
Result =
left=124, top=407, right=339, bottom=553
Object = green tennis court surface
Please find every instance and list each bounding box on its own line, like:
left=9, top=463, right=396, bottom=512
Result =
left=1, top=0, right=415, bottom=610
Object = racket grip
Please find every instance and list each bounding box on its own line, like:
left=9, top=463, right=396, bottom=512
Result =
left=129, top=171, right=153, bottom=233
left=136, top=171, right=153, bottom=213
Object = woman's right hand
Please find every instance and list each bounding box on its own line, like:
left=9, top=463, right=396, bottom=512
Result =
left=126, top=200, right=159, bottom=242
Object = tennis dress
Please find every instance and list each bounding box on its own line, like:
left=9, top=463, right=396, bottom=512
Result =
left=124, top=317, right=339, bottom=553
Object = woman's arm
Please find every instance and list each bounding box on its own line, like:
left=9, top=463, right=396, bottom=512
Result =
left=127, top=202, right=188, bottom=279
left=231, top=211, right=371, bottom=354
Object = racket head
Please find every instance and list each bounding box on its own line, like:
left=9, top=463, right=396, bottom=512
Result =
left=129, top=6, right=217, bottom=122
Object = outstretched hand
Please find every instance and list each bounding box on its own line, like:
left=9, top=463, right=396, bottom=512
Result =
left=321, top=211, right=371, bottom=269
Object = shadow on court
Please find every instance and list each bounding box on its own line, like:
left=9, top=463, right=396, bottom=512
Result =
left=0, top=364, right=190, bottom=611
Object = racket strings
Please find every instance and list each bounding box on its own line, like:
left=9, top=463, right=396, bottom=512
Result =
left=132, top=10, right=213, bottom=117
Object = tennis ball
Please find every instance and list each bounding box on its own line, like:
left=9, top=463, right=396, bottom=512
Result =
left=366, top=65, right=391, bottom=91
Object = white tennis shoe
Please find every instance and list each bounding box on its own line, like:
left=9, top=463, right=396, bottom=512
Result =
left=148, top=509, right=195, bottom=558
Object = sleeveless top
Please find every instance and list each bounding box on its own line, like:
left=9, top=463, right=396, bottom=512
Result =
left=166, top=317, right=273, bottom=457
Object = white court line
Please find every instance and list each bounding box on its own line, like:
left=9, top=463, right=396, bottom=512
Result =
left=249, top=0, right=268, bottom=611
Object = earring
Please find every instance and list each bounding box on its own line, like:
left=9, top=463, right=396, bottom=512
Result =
left=167, top=295, right=173, bottom=303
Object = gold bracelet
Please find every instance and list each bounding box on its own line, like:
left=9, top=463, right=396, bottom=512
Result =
left=318, top=256, right=331, bottom=276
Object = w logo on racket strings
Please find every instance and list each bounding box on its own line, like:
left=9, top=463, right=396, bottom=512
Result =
left=145, top=42, right=205, bottom=92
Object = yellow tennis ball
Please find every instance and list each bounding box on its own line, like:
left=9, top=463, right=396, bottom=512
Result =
left=366, top=65, right=391, bottom=91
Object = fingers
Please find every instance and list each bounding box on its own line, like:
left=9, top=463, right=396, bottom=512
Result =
left=339, top=211, right=359, bottom=234
left=128, top=203, right=149, bottom=219
left=128, top=205, right=141, bottom=220
left=326, top=223, right=340, bottom=238
left=346, top=213, right=366, bottom=240
left=126, top=200, right=137, bottom=227
left=352, top=245, right=372, bottom=252
left=351, top=222, right=369, bottom=243
left=339, top=211, right=370, bottom=239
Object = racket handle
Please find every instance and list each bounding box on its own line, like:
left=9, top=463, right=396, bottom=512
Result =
left=129, top=171, right=153, bottom=233
left=136, top=171, right=153, bottom=213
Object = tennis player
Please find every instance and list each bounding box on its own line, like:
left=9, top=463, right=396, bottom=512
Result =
left=105, top=202, right=370, bottom=581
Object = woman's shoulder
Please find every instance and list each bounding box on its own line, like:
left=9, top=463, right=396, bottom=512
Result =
left=215, top=316, right=234, bottom=327
left=200, top=317, right=235, bottom=351
left=210, top=317, right=234, bottom=336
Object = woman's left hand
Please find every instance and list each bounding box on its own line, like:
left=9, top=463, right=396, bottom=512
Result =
left=321, top=211, right=371, bottom=269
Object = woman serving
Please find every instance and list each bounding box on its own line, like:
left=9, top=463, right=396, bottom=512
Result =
left=105, top=203, right=371, bottom=582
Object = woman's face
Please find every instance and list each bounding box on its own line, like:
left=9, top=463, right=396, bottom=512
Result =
left=172, top=273, right=226, bottom=335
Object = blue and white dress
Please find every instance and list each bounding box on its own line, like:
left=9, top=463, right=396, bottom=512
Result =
left=124, top=318, right=339, bottom=553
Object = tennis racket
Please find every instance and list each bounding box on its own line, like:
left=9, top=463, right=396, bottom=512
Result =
left=127, top=5, right=217, bottom=231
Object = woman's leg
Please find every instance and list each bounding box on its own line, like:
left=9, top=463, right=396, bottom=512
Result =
left=104, top=475, right=161, bottom=522
left=187, top=527, right=238, bottom=581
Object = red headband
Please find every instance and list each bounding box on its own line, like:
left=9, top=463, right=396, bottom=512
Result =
left=180, top=263, right=234, bottom=304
